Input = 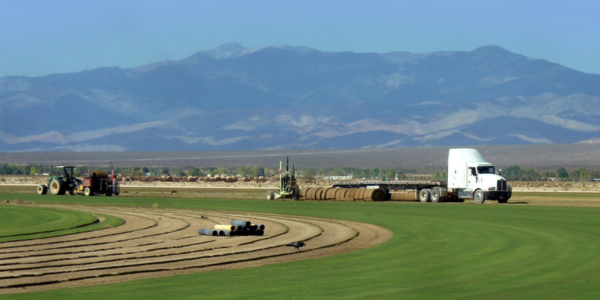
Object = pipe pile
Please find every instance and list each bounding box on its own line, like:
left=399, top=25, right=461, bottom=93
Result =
left=229, top=219, right=265, bottom=236
left=199, top=220, right=266, bottom=237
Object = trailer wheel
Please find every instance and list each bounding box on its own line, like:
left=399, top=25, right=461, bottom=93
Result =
left=474, top=189, right=485, bottom=204
left=36, top=185, right=48, bottom=195
left=430, top=188, right=441, bottom=203
left=266, top=190, right=274, bottom=200
left=419, top=189, right=430, bottom=202
left=84, top=187, right=94, bottom=196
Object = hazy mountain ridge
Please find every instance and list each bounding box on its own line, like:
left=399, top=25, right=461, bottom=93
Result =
left=1, top=43, right=600, bottom=151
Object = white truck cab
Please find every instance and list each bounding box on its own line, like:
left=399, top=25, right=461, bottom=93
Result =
left=448, top=148, right=511, bottom=203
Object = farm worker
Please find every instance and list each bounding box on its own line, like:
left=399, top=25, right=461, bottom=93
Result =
left=112, top=176, right=119, bottom=196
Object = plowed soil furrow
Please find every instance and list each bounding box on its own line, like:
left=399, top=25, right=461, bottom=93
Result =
left=0, top=204, right=392, bottom=294
left=0, top=211, right=155, bottom=252
left=0, top=216, right=319, bottom=277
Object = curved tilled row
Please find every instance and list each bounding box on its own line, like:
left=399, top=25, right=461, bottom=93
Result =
left=0, top=204, right=362, bottom=293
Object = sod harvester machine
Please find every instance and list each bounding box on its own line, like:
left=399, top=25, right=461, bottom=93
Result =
left=36, top=166, right=119, bottom=196
left=266, top=157, right=300, bottom=200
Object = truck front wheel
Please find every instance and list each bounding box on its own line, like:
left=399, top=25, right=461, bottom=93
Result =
left=419, top=189, right=430, bottom=202
left=474, top=189, right=485, bottom=204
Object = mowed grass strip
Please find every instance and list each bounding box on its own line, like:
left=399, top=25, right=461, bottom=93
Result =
left=0, top=206, right=124, bottom=243
left=2, top=193, right=600, bottom=299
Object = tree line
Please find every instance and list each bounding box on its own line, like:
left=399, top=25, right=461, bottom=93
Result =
left=501, top=166, right=600, bottom=182
left=1, top=163, right=599, bottom=182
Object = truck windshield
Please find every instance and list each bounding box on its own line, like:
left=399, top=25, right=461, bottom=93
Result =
left=477, top=166, right=495, bottom=174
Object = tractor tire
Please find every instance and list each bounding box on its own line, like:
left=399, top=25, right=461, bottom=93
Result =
left=37, top=185, right=48, bottom=195
left=474, top=189, right=485, bottom=204
left=50, top=179, right=66, bottom=195
left=266, top=190, right=274, bottom=200
left=84, top=187, right=94, bottom=197
left=430, top=188, right=441, bottom=203
left=419, top=189, right=430, bottom=203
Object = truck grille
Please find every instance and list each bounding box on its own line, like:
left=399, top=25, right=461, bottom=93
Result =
left=497, top=179, right=507, bottom=191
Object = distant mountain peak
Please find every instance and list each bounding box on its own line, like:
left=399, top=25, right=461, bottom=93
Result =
left=215, top=42, right=245, bottom=52
left=471, top=45, right=513, bottom=55
left=198, top=42, right=263, bottom=60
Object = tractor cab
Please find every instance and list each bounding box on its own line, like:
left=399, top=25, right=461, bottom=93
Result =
left=58, top=166, right=75, bottom=182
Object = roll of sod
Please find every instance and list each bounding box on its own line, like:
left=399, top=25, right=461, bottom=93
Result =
left=313, top=188, right=324, bottom=200
left=325, top=188, right=337, bottom=200
left=335, top=188, right=348, bottom=201
left=344, top=188, right=359, bottom=201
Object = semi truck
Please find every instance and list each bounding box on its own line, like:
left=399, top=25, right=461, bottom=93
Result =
left=332, top=148, right=511, bottom=204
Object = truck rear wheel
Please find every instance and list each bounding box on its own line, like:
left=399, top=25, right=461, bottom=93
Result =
left=430, top=188, right=441, bottom=203
left=474, top=189, right=485, bottom=204
left=419, top=189, right=430, bottom=202
left=37, top=185, right=48, bottom=195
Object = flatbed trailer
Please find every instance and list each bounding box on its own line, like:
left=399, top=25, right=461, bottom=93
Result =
left=332, top=180, right=459, bottom=202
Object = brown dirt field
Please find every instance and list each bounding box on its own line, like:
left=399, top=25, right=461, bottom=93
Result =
left=0, top=202, right=392, bottom=294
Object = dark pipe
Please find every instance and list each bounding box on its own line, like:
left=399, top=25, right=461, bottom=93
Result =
left=198, top=229, right=218, bottom=236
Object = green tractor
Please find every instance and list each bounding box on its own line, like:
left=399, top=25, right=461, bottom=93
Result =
left=36, top=166, right=81, bottom=195
left=266, top=157, right=300, bottom=200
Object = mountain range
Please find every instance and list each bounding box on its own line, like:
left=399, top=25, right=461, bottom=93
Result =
left=1, top=42, right=600, bottom=152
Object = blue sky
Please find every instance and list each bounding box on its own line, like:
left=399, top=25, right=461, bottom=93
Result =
left=1, top=0, right=599, bottom=77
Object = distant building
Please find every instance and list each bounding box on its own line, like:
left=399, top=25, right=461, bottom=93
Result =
left=324, top=174, right=353, bottom=180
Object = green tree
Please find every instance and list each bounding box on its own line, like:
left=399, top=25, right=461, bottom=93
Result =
left=570, top=169, right=580, bottom=182
left=557, top=168, right=569, bottom=180
left=251, top=166, right=265, bottom=177
left=386, top=169, right=395, bottom=180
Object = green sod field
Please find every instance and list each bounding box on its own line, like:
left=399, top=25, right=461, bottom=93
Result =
left=2, top=193, right=600, bottom=299
left=0, top=205, right=124, bottom=243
